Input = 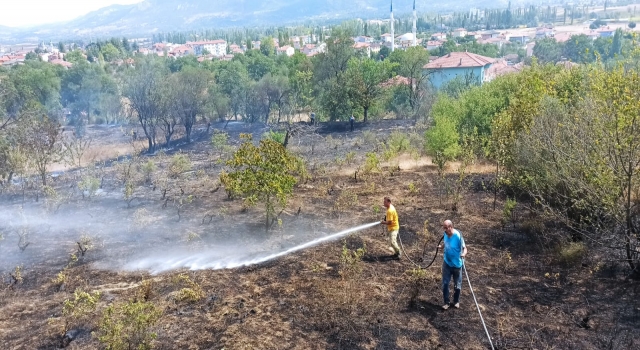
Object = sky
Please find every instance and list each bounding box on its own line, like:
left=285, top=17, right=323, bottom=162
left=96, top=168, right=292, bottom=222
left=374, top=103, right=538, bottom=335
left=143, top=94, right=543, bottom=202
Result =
left=0, top=0, right=143, bottom=27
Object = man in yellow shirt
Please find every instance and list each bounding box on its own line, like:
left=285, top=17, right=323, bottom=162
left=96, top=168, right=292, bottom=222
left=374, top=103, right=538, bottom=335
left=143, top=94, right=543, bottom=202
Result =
left=380, top=197, right=401, bottom=259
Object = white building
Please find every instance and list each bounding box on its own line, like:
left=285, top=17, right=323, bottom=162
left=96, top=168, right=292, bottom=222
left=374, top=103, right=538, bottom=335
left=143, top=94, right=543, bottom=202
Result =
left=189, top=40, right=227, bottom=57
left=276, top=45, right=295, bottom=57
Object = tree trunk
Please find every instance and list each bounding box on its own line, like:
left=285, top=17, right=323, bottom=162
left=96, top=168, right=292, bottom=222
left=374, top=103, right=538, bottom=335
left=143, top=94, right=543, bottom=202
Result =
left=364, top=107, right=369, bottom=123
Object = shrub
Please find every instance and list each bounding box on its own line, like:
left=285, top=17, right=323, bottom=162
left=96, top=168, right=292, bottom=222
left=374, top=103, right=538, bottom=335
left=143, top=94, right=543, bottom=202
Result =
left=405, top=268, right=430, bottom=306
left=263, top=130, right=286, bottom=144
left=78, top=175, right=100, bottom=199
left=363, top=152, right=380, bottom=173
left=339, top=242, right=366, bottom=280
left=345, top=151, right=356, bottom=165
left=172, top=273, right=205, bottom=303
left=96, top=300, right=162, bottom=350
left=362, top=130, right=376, bottom=145
left=388, top=130, right=411, bottom=154
left=61, top=289, right=101, bottom=334
left=501, top=198, right=517, bottom=229
left=168, top=154, right=192, bottom=178
left=557, top=242, right=586, bottom=266
left=141, top=160, right=156, bottom=183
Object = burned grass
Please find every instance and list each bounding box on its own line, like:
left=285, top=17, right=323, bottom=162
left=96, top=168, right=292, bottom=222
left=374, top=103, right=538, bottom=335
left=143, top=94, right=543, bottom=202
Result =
left=0, top=120, right=639, bottom=349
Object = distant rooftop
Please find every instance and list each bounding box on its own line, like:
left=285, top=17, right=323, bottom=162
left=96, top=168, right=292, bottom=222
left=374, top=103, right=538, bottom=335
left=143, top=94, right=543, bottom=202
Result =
left=424, top=51, right=495, bottom=69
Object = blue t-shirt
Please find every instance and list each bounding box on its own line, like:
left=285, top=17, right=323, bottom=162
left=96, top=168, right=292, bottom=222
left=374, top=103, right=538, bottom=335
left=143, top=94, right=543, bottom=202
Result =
left=443, top=229, right=465, bottom=268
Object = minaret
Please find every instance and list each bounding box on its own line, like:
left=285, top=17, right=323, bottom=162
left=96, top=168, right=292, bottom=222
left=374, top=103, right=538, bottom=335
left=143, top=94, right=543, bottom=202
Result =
left=390, top=0, right=395, bottom=52
left=412, top=0, right=417, bottom=47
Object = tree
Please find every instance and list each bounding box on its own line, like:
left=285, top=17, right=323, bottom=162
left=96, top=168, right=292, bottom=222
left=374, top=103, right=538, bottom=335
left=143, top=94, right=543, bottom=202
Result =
left=388, top=47, right=431, bottom=112
left=313, top=30, right=356, bottom=121
left=260, top=37, right=276, bottom=57
left=563, top=34, right=595, bottom=63
left=346, top=58, right=397, bottom=122
left=122, top=58, right=167, bottom=152
left=425, top=113, right=461, bottom=174
left=629, top=22, right=637, bottom=29
left=532, top=37, right=562, bottom=64
left=15, top=114, right=63, bottom=186
left=215, top=60, right=249, bottom=120
left=100, top=43, right=121, bottom=62
left=166, top=67, right=212, bottom=141
left=512, top=66, right=640, bottom=277
left=220, top=134, right=299, bottom=230
left=610, top=28, right=623, bottom=59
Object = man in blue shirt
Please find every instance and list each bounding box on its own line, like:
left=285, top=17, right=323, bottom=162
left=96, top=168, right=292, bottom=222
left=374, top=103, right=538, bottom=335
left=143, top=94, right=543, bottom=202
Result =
left=438, top=219, right=467, bottom=310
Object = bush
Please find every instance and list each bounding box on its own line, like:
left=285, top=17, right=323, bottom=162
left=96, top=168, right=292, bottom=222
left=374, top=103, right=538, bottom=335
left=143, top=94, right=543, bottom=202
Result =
left=263, top=130, right=286, bottom=144
left=501, top=198, right=517, bottom=229
left=363, top=152, right=380, bottom=173
left=557, top=242, right=586, bottom=266
left=388, top=130, right=411, bottom=154
left=78, top=176, right=100, bottom=198
left=141, top=160, right=156, bottom=182
left=60, top=289, right=101, bottom=334
left=168, top=154, right=192, bottom=178
left=96, top=300, right=162, bottom=350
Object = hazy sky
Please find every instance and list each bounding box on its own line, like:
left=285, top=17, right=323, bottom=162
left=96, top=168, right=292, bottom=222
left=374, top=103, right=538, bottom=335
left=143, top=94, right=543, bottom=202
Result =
left=0, top=0, right=143, bottom=27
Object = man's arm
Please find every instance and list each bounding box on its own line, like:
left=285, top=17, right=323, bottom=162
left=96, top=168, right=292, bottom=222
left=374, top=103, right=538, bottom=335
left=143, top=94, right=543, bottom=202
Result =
left=461, top=245, right=467, bottom=258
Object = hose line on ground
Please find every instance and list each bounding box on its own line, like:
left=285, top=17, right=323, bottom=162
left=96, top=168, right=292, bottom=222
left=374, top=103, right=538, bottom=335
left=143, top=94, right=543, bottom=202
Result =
left=397, top=229, right=495, bottom=349
left=397, top=230, right=443, bottom=269
left=463, top=259, right=495, bottom=350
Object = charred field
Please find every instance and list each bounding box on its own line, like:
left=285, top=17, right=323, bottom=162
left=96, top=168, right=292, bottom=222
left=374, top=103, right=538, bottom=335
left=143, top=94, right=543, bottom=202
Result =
left=0, top=120, right=639, bottom=350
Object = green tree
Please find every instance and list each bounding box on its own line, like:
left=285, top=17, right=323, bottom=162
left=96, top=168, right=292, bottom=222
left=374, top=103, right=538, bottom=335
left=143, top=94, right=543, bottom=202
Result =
left=563, top=34, right=595, bottom=63
left=425, top=113, right=461, bottom=174
left=220, top=134, right=299, bottom=230
left=532, top=37, right=563, bottom=64
left=388, top=46, right=430, bottom=112
left=345, top=58, right=397, bottom=122
left=166, top=67, right=212, bottom=141
left=64, top=50, right=86, bottom=65
left=260, top=36, right=276, bottom=57
left=313, top=29, right=356, bottom=121
left=100, top=43, right=121, bottom=62
left=122, top=57, right=168, bottom=152
left=14, top=114, right=63, bottom=185
left=610, top=28, right=623, bottom=59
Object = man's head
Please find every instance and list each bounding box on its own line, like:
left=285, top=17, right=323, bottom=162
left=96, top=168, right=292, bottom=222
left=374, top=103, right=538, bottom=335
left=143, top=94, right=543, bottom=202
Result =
left=443, top=219, right=454, bottom=236
left=383, top=197, right=391, bottom=208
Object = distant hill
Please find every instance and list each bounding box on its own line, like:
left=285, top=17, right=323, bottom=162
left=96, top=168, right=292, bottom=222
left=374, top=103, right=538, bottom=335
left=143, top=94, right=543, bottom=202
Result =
left=1, top=0, right=517, bottom=43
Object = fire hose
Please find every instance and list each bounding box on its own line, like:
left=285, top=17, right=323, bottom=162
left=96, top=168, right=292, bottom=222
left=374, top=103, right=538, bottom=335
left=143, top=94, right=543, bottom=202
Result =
left=394, top=223, right=495, bottom=350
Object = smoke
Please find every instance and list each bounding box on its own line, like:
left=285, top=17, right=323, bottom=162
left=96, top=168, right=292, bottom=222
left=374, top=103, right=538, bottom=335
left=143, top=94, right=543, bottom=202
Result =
left=125, top=221, right=380, bottom=274
left=0, top=195, right=379, bottom=275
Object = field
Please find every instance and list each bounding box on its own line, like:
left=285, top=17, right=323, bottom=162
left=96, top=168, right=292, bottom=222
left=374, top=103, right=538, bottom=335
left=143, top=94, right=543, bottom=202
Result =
left=0, top=119, right=639, bottom=349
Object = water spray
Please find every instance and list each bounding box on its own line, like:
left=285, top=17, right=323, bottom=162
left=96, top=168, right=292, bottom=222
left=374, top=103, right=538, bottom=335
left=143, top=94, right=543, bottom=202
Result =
left=126, top=221, right=380, bottom=274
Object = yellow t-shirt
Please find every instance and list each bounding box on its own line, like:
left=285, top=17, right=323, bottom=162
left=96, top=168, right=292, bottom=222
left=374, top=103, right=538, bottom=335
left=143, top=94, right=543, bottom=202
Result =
left=386, top=204, right=399, bottom=231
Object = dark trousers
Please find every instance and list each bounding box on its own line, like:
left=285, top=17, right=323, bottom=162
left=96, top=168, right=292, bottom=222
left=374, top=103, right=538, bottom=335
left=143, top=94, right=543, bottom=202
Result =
left=350, top=120, right=354, bottom=131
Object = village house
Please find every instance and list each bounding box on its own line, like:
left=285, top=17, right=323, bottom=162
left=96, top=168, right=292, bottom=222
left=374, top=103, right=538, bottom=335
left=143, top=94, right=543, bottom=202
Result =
left=276, top=45, right=295, bottom=57
left=230, top=46, right=244, bottom=54
left=452, top=28, right=468, bottom=37
left=353, top=42, right=371, bottom=57
left=370, top=43, right=381, bottom=56
left=431, top=32, right=447, bottom=40
left=507, top=34, right=530, bottom=45
left=535, top=28, right=555, bottom=39
left=426, top=40, right=445, bottom=51
left=381, top=33, right=393, bottom=43
left=424, top=51, right=495, bottom=89
left=189, top=40, right=227, bottom=57
left=354, top=36, right=374, bottom=43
